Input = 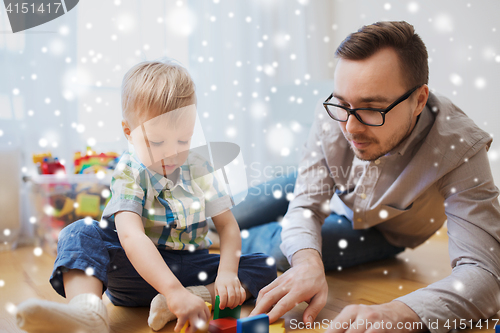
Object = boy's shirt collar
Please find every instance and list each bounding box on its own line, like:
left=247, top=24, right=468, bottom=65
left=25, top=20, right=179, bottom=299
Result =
left=129, top=150, right=195, bottom=196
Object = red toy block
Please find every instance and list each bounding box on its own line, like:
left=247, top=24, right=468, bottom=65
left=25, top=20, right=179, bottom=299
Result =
left=209, top=318, right=238, bottom=333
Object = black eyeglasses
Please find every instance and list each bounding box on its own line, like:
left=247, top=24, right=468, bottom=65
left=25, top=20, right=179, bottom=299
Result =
left=323, top=86, right=420, bottom=126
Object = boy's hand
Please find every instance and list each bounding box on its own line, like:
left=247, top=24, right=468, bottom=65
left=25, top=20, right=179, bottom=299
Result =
left=215, top=271, right=246, bottom=309
left=166, top=288, right=211, bottom=333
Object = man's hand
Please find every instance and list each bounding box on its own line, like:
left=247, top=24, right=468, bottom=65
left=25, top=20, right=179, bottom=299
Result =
left=326, top=301, right=426, bottom=333
left=165, top=287, right=211, bottom=333
left=215, top=271, right=246, bottom=309
left=250, top=249, right=328, bottom=324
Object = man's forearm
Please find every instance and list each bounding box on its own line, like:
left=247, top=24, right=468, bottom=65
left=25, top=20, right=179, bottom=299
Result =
left=292, top=248, right=322, bottom=267
left=395, top=266, right=500, bottom=333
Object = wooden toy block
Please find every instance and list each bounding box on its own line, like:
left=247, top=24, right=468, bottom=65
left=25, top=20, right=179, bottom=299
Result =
left=236, top=314, right=269, bottom=333
left=206, top=301, right=213, bottom=313
left=270, top=318, right=284, bottom=327
left=180, top=302, right=212, bottom=333
left=208, top=318, right=238, bottom=333
left=269, top=326, right=285, bottom=333
left=180, top=321, right=209, bottom=333
left=213, top=295, right=241, bottom=320
left=269, top=318, right=285, bottom=333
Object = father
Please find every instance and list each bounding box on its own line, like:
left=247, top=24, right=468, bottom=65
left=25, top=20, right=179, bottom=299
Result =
left=243, top=21, right=500, bottom=333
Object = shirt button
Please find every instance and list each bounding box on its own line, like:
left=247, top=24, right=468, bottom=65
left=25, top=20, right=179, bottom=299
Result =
left=374, top=159, right=381, bottom=165
left=360, top=193, right=367, bottom=199
left=356, top=218, right=362, bottom=222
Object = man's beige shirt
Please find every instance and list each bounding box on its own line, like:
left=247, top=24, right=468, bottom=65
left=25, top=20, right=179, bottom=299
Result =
left=281, top=92, right=500, bottom=333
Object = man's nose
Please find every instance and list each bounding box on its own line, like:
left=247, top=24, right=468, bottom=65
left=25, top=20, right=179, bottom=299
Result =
left=345, top=114, right=366, bottom=134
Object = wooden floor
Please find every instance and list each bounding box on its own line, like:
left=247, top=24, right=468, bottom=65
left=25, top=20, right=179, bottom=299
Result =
left=0, top=226, right=498, bottom=332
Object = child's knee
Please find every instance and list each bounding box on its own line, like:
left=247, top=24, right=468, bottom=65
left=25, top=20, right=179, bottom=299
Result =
left=59, top=219, right=99, bottom=241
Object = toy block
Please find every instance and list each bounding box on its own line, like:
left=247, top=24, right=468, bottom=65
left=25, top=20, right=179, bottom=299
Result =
left=180, top=321, right=208, bottom=333
left=270, top=318, right=284, bottom=327
left=213, top=295, right=241, bottom=320
left=205, top=301, right=212, bottom=313
left=208, top=318, right=238, bottom=333
left=269, top=318, right=285, bottom=333
left=269, top=326, right=285, bottom=333
left=180, top=302, right=212, bottom=333
left=495, top=324, right=500, bottom=333
left=236, top=314, right=269, bottom=333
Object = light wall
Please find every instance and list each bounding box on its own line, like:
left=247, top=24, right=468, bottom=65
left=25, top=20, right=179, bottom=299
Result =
left=331, top=0, right=500, bottom=184
left=0, top=0, right=499, bottom=197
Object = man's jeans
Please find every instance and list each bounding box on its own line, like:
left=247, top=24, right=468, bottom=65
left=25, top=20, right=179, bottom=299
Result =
left=237, top=174, right=405, bottom=272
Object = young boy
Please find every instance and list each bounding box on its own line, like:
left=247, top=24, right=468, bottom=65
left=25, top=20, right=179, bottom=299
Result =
left=16, top=60, right=277, bottom=333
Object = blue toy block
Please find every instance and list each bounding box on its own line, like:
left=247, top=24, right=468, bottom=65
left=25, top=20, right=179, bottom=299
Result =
left=495, top=324, right=500, bottom=333
left=236, top=314, right=269, bottom=333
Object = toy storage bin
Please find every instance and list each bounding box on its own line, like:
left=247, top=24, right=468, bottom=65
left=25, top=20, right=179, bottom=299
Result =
left=26, top=174, right=112, bottom=256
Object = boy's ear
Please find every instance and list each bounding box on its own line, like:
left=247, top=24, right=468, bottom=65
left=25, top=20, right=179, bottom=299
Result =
left=122, top=120, right=133, bottom=144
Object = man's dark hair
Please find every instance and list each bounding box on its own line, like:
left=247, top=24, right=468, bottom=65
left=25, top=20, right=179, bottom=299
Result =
left=335, top=21, right=429, bottom=90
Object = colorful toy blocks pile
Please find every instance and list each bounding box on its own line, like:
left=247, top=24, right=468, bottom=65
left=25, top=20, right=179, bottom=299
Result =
left=181, top=295, right=286, bottom=333
left=73, top=148, right=119, bottom=174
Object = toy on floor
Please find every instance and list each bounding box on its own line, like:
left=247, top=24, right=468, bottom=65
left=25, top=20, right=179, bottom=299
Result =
left=208, top=295, right=285, bottom=333
left=236, top=313, right=269, bottom=333
left=209, top=318, right=238, bottom=333
left=179, top=294, right=285, bottom=333
left=208, top=316, right=284, bottom=333
left=180, top=302, right=212, bottom=333
left=269, top=318, right=285, bottom=333
left=213, top=295, right=242, bottom=320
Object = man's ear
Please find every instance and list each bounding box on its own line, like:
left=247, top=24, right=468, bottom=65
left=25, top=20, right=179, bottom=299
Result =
left=122, top=120, right=133, bottom=144
left=413, top=84, right=429, bottom=118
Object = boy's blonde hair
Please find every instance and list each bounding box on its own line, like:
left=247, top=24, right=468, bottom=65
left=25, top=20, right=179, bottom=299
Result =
left=121, top=59, right=196, bottom=127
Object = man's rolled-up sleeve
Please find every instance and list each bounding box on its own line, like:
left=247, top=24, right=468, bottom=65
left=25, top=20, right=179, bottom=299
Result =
left=280, top=103, right=337, bottom=264
left=396, top=146, right=500, bottom=333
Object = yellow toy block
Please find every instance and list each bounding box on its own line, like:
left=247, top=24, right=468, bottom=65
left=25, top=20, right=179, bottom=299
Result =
left=269, top=318, right=286, bottom=333
left=180, top=302, right=212, bottom=333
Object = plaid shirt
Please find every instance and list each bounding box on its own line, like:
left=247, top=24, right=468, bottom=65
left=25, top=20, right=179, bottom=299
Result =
left=102, top=150, right=232, bottom=250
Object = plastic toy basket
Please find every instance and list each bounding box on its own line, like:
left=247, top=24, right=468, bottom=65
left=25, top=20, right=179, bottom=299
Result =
left=25, top=174, right=112, bottom=256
